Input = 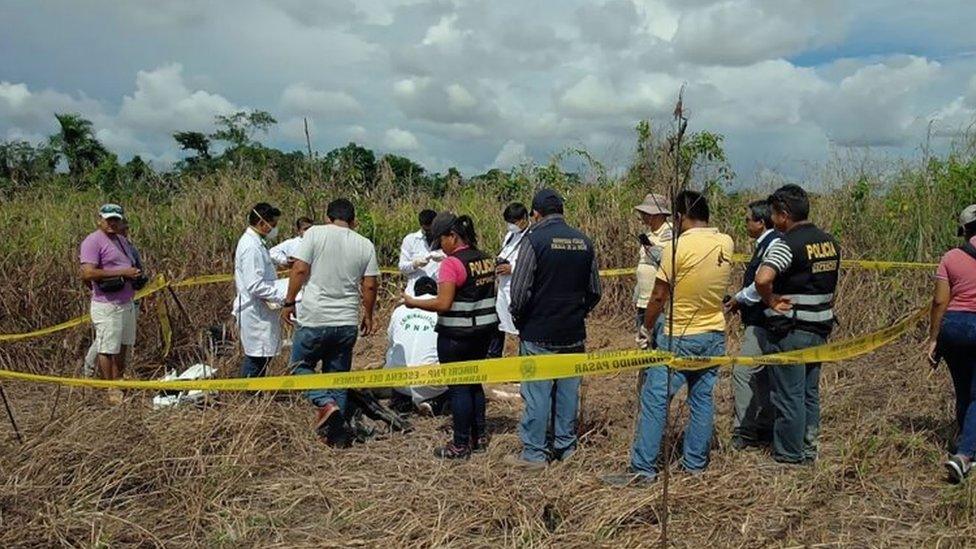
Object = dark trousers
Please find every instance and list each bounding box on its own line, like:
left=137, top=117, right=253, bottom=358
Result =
left=762, top=329, right=825, bottom=463
left=939, top=311, right=976, bottom=457
left=241, top=355, right=271, bottom=378
left=487, top=330, right=507, bottom=359
left=438, top=334, right=492, bottom=447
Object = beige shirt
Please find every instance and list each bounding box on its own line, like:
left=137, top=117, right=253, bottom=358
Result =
left=634, top=222, right=673, bottom=308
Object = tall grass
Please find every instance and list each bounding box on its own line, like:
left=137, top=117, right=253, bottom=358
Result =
left=0, top=146, right=973, bottom=373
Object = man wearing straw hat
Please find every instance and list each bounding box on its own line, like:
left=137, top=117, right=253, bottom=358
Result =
left=633, top=193, right=673, bottom=349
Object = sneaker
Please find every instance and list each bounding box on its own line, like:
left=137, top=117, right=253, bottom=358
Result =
left=553, top=446, right=576, bottom=463
left=502, top=454, right=547, bottom=471
left=730, top=436, right=761, bottom=451
left=945, top=454, right=972, bottom=484
left=600, top=468, right=657, bottom=487
left=315, top=403, right=351, bottom=448
left=471, top=435, right=490, bottom=454
left=434, top=442, right=471, bottom=460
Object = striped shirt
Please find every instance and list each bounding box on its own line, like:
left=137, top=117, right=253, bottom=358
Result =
left=761, top=239, right=794, bottom=274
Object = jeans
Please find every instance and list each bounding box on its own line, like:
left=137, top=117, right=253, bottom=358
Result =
left=241, top=355, right=272, bottom=378
left=438, top=334, right=492, bottom=447
left=290, top=325, right=358, bottom=410
left=630, top=331, right=725, bottom=475
left=731, top=325, right=774, bottom=443
left=762, top=329, right=825, bottom=463
left=518, top=340, right=585, bottom=462
left=939, top=311, right=976, bottom=457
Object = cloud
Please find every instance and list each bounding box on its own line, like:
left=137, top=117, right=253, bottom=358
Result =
left=118, top=63, right=238, bottom=134
left=383, top=127, right=421, bottom=151
left=576, top=0, right=640, bottom=49
left=280, top=83, right=363, bottom=119
left=807, top=56, right=941, bottom=147
left=671, top=0, right=848, bottom=66
left=492, top=140, right=529, bottom=169
left=268, top=0, right=364, bottom=28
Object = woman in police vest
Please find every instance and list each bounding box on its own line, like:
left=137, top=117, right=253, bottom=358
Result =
left=404, top=212, right=499, bottom=459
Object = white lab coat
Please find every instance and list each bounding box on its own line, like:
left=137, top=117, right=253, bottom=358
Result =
left=233, top=228, right=287, bottom=357
left=385, top=299, right=446, bottom=404
left=496, top=227, right=526, bottom=335
left=269, top=236, right=302, bottom=267
left=398, top=229, right=440, bottom=296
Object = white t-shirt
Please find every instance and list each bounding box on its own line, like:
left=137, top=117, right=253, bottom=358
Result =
left=269, top=236, right=302, bottom=266
left=385, top=301, right=446, bottom=402
left=293, top=224, right=380, bottom=328
left=496, top=227, right=527, bottom=335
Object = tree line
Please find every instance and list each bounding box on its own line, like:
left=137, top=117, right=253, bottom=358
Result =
left=0, top=109, right=733, bottom=198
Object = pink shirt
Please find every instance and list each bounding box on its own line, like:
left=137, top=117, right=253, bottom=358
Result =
left=438, top=246, right=470, bottom=287
left=936, top=236, right=976, bottom=312
left=79, top=229, right=136, bottom=305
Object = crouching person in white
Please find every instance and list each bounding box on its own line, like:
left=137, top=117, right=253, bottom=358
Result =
left=386, top=276, right=447, bottom=414
left=79, top=204, right=143, bottom=404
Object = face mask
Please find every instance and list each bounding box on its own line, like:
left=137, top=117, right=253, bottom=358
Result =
left=265, top=226, right=279, bottom=241
left=506, top=223, right=521, bottom=234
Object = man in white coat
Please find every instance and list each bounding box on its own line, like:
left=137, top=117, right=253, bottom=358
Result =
left=233, top=202, right=287, bottom=377
left=269, top=216, right=314, bottom=267
left=398, top=209, right=442, bottom=296
left=489, top=202, right=530, bottom=358
left=384, top=276, right=446, bottom=414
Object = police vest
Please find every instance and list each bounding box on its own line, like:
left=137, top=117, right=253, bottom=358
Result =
left=516, top=217, right=595, bottom=345
left=765, top=223, right=841, bottom=338
left=741, top=230, right=782, bottom=327
left=435, top=248, right=499, bottom=338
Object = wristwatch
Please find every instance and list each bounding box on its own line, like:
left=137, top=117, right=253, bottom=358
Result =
left=283, top=301, right=297, bottom=307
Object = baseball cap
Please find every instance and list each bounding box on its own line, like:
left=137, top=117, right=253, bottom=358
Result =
left=428, top=211, right=458, bottom=249
left=634, top=193, right=671, bottom=216
left=531, top=188, right=564, bottom=215
left=958, top=204, right=976, bottom=236
left=99, top=203, right=125, bottom=220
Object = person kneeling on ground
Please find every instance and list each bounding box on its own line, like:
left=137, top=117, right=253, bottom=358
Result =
left=281, top=198, right=380, bottom=447
left=603, top=190, right=733, bottom=486
left=926, top=204, right=976, bottom=483
left=404, top=212, right=498, bottom=460
left=386, top=276, right=448, bottom=415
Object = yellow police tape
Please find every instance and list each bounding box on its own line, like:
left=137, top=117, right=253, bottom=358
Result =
left=0, top=255, right=934, bottom=344
left=0, top=305, right=927, bottom=391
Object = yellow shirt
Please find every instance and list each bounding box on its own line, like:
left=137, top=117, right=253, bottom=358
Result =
left=655, top=227, right=734, bottom=336
left=634, top=222, right=673, bottom=308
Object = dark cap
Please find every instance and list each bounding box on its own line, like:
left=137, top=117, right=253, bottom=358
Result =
left=532, top=188, right=564, bottom=215
left=428, top=211, right=457, bottom=249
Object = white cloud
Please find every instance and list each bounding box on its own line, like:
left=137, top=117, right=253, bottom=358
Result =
left=576, top=0, right=640, bottom=49
left=672, top=0, right=848, bottom=66
left=383, top=127, right=421, bottom=151
left=118, top=63, right=238, bottom=133
left=807, top=56, right=941, bottom=147
left=422, top=13, right=469, bottom=48
left=492, top=139, right=529, bottom=169
left=280, top=82, right=363, bottom=118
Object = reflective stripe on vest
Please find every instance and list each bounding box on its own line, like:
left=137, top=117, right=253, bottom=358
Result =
left=443, top=297, right=497, bottom=312
left=765, top=308, right=835, bottom=322
left=438, top=313, right=500, bottom=328
left=781, top=293, right=834, bottom=306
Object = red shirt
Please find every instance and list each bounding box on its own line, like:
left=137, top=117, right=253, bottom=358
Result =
left=438, top=246, right=470, bottom=287
left=936, top=236, right=976, bottom=312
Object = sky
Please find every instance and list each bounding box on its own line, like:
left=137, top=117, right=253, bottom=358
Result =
left=2, top=0, right=976, bottom=181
